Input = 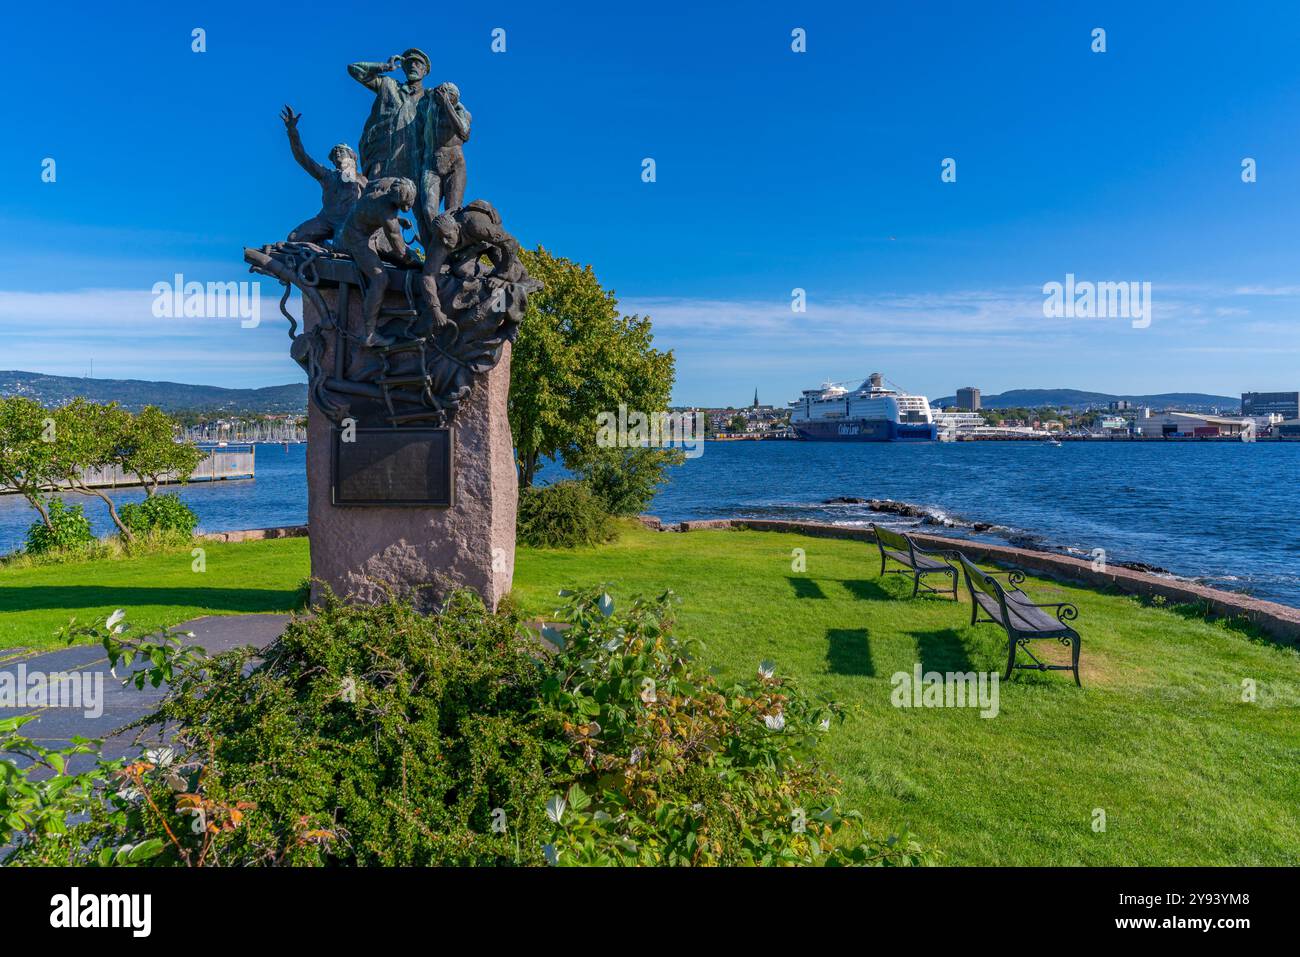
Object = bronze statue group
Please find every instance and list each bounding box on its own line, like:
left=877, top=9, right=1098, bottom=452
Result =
left=246, top=48, right=537, bottom=429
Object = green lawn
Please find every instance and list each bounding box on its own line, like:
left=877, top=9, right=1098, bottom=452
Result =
left=0, top=539, right=311, bottom=650
left=2, top=524, right=1297, bottom=865
left=512, top=525, right=1300, bottom=866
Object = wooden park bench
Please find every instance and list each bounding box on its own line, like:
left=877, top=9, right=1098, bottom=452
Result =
left=870, top=523, right=959, bottom=600
left=957, top=553, right=1082, bottom=686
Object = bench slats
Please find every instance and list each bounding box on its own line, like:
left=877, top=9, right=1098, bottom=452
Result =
left=871, top=523, right=958, bottom=600
left=962, top=553, right=1082, bottom=685
left=1003, top=596, right=1065, bottom=634
left=882, top=548, right=950, bottom=571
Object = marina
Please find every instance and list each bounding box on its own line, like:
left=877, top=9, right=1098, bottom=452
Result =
left=0, top=443, right=256, bottom=494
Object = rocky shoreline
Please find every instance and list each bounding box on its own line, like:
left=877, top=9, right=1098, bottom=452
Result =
left=819, top=497, right=1176, bottom=576
left=643, top=515, right=1300, bottom=642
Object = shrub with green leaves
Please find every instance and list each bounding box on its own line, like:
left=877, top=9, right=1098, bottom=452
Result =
left=516, top=480, right=616, bottom=548
left=118, top=493, right=198, bottom=542
left=75, top=591, right=561, bottom=866
left=538, top=588, right=932, bottom=866
left=570, top=446, right=684, bottom=516
left=23, top=497, right=95, bottom=555
left=7, top=592, right=933, bottom=867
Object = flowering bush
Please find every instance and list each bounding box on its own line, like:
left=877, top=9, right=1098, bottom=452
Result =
left=539, top=587, right=932, bottom=865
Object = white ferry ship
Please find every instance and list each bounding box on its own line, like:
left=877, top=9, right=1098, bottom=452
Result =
left=789, top=373, right=938, bottom=441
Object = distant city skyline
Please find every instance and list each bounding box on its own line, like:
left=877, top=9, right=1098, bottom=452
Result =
left=2, top=2, right=1299, bottom=406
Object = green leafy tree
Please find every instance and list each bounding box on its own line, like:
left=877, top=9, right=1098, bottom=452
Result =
left=43, top=401, right=200, bottom=543
left=511, top=247, right=676, bottom=488
left=0, top=396, right=60, bottom=530
left=48, top=399, right=136, bottom=541
left=1075, top=411, right=1103, bottom=428
left=570, top=446, right=684, bottom=516
left=121, top=406, right=204, bottom=496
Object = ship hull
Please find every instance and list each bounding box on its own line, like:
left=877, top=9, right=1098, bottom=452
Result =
left=793, top=419, right=937, bottom=442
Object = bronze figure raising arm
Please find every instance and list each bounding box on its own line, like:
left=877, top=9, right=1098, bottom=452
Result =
left=280, top=106, right=326, bottom=183
left=347, top=57, right=402, bottom=91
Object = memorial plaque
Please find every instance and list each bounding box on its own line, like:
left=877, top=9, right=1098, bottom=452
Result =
left=332, top=427, right=454, bottom=506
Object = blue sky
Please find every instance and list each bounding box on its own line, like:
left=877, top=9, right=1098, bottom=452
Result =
left=2, top=1, right=1299, bottom=405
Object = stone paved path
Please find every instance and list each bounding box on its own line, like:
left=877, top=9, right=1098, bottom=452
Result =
left=0, top=614, right=293, bottom=763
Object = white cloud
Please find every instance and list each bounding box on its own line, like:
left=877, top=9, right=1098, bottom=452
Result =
left=622, top=285, right=1300, bottom=403
left=0, top=287, right=302, bottom=386
left=1233, top=285, right=1300, bottom=297
left=2, top=280, right=1297, bottom=401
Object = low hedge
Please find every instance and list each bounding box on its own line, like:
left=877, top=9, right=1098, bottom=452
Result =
left=516, top=480, right=616, bottom=548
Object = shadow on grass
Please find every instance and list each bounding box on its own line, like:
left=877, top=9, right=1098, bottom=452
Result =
left=839, top=576, right=958, bottom=604
left=836, top=579, right=892, bottom=601
left=826, top=627, right=875, bottom=676
left=787, top=577, right=828, bottom=599
left=912, top=628, right=976, bottom=673
left=0, top=585, right=301, bottom=615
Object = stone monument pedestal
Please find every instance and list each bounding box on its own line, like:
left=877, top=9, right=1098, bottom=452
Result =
left=304, top=287, right=517, bottom=612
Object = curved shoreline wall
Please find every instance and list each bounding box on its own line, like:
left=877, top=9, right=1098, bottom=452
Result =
left=200, top=519, right=1300, bottom=644
left=656, top=517, right=1300, bottom=644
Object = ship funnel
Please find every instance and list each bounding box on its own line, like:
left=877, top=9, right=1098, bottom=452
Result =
left=867, top=372, right=883, bottom=389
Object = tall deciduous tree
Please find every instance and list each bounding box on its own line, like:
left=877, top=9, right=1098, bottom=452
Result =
left=49, top=399, right=136, bottom=541
left=0, top=396, right=60, bottom=529
left=121, top=406, right=204, bottom=496
left=511, top=247, right=676, bottom=488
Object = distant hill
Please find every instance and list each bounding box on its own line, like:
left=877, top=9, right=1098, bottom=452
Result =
left=931, top=388, right=1240, bottom=412
left=0, top=371, right=306, bottom=415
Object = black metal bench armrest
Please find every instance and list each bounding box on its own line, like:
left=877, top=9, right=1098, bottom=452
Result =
left=981, top=568, right=1026, bottom=586
left=1009, top=597, right=1079, bottom=622
left=1047, top=603, right=1080, bottom=623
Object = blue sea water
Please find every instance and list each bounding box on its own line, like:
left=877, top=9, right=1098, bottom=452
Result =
left=3, top=441, right=1298, bottom=607
left=0, top=444, right=311, bottom=554
left=635, top=440, right=1300, bottom=607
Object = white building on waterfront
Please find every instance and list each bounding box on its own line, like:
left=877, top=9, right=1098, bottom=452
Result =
left=931, top=410, right=984, bottom=435
left=930, top=408, right=1050, bottom=440
left=1133, top=411, right=1249, bottom=438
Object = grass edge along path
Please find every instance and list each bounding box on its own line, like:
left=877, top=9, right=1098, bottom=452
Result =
left=0, top=539, right=311, bottom=651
